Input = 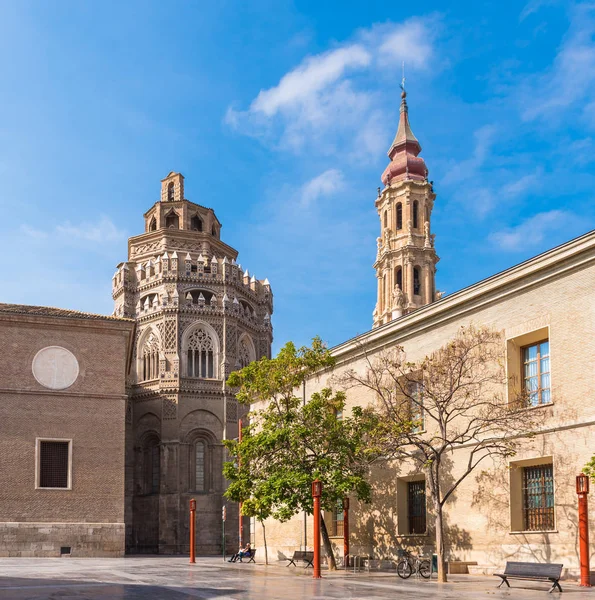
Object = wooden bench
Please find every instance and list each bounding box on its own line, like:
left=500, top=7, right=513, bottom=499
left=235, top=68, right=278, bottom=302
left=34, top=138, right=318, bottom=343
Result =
left=494, top=561, right=563, bottom=593
left=285, top=550, right=314, bottom=568
left=238, top=548, right=256, bottom=563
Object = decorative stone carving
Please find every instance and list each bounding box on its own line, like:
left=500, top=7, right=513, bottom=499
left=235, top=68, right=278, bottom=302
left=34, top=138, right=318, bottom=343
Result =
left=424, top=221, right=431, bottom=248
left=32, top=346, right=79, bottom=390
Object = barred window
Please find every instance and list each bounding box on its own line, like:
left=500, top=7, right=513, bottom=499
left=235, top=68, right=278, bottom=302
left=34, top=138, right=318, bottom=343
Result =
left=523, top=464, right=554, bottom=531
left=39, top=440, right=70, bottom=488
left=407, top=480, right=426, bottom=534
left=522, top=340, right=550, bottom=406
left=331, top=500, right=344, bottom=536
left=396, top=203, right=403, bottom=230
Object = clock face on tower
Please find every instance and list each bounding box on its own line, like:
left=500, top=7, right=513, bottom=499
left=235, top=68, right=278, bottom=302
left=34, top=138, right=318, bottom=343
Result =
left=32, top=346, right=79, bottom=390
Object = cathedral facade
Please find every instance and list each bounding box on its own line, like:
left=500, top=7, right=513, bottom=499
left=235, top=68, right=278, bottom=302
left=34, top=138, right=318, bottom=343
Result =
left=112, top=172, right=273, bottom=553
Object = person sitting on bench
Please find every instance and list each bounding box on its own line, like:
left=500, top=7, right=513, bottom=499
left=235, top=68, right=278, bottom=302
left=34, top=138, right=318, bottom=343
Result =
left=228, top=542, right=251, bottom=563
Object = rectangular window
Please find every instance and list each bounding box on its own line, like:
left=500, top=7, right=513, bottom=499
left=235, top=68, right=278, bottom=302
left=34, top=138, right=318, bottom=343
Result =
left=522, top=340, right=550, bottom=406
left=407, top=480, right=426, bottom=534
left=331, top=500, right=344, bottom=537
left=38, top=440, right=70, bottom=489
left=522, top=464, right=554, bottom=531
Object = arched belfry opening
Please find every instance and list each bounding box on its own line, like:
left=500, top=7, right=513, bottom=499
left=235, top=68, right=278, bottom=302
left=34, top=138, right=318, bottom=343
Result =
left=165, top=211, right=179, bottom=229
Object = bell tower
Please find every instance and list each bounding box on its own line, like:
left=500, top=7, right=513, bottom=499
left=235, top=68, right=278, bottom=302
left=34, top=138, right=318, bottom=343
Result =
left=373, top=90, right=439, bottom=328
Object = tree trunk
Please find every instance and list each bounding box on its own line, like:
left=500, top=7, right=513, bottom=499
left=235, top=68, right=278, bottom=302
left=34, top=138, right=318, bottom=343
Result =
left=260, top=519, right=268, bottom=565
left=320, top=511, right=337, bottom=571
left=435, top=500, right=447, bottom=583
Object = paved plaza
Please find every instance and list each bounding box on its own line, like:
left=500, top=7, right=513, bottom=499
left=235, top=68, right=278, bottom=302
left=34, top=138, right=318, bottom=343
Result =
left=0, top=557, right=593, bottom=600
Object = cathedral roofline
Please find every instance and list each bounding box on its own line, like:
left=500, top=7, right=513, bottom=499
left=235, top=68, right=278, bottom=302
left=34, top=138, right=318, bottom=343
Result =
left=337, top=227, right=595, bottom=362
left=0, top=303, right=134, bottom=322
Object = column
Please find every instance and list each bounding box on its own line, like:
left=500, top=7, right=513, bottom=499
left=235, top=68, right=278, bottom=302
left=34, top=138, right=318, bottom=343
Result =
left=406, top=258, right=414, bottom=305
left=424, top=263, right=433, bottom=305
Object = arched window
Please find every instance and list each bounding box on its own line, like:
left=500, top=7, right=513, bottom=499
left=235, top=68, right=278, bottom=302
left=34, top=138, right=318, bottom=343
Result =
left=191, top=215, right=203, bottom=232
left=413, top=267, right=421, bottom=296
left=165, top=211, right=179, bottom=229
left=383, top=211, right=388, bottom=228
left=211, top=225, right=218, bottom=238
left=194, top=441, right=205, bottom=492
left=167, top=182, right=175, bottom=201
left=238, top=335, right=255, bottom=369
left=382, top=274, right=387, bottom=311
left=186, top=327, right=216, bottom=378
left=394, top=267, right=402, bottom=290
left=141, top=331, right=160, bottom=381
left=149, top=217, right=157, bottom=231
left=413, top=201, right=419, bottom=229
left=396, top=203, right=403, bottom=230
left=143, top=435, right=160, bottom=495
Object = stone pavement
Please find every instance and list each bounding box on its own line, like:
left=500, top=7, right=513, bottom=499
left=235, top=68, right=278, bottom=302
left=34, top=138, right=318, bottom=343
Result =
left=0, top=557, right=593, bottom=599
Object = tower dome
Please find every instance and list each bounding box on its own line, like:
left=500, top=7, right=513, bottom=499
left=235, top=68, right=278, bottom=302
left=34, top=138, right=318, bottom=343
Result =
left=381, top=91, right=428, bottom=185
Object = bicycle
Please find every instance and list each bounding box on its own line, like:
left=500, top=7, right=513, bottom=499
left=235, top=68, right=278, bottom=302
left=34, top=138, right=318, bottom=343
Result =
left=396, top=549, right=431, bottom=579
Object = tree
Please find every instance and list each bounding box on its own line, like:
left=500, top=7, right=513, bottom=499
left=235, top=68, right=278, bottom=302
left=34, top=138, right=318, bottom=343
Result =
left=583, top=456, right=595, bottom=483
left=223, top=338, right=375, bottom=570
left=339, top=325, right=542, bottom=583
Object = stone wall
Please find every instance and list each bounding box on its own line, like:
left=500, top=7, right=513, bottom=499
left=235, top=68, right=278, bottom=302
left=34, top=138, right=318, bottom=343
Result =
left=0, top=522, right=125, bottom=557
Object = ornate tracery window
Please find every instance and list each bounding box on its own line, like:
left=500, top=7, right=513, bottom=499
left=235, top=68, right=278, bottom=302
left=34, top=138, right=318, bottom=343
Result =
left=186, top=327, right=216, bottom=378
left=141, top=331, right=160, bottom=381
left=238, top=339, right=251, bottom=369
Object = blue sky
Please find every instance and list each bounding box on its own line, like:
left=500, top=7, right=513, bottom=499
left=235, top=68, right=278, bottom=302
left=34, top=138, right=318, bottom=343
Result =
left=1, top=1, right=594, bottom=353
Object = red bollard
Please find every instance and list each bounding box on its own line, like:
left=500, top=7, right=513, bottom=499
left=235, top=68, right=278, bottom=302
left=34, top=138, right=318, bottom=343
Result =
left=189, top=498, right=196, bottom=564
left=239, top=419, right=243, bottom=548
left=577, top=474, right=591, bottom=587
left=312, top=479, right=322, bottom=579
left=343, top=497, right=350, bottom=569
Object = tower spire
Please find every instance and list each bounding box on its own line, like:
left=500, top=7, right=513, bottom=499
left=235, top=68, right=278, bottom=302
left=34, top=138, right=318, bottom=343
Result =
left=382, top=89, right=426, bottom=185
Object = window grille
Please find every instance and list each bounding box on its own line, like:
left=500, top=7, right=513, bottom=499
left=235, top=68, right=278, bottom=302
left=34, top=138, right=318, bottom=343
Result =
left=523, top=464, right=554, bottom=531
left=413, top=200, right=419, bottom=229
left=331, top=500, right=344, bottom=536
left=39, top=441, right=69, bottom=488
left=522, top=340, right=550, bottom=406
left=407, top=480, right=426, bottom=534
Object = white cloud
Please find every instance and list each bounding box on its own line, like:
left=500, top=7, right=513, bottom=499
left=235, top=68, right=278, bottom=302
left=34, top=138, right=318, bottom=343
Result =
left=250, top=45, right=371, bottom=117
left=489, top=210, right=579, bottom=251
left=501, top=169, right=543, bottom=198
left=22, top=216, right=126, bottom=245
left=300, top=169, right=344, bottom=207
left=519, top=0, right=556, bottom=22
left=521, top=4, right=595, bottom=121
left=20, top=225, right=47, bottom=239
left=56, top=216, right=125, bottom=242
left=225, top=17, right=438, bottom=155
left=442, top=124, right=497, bottom=186
left=378, top=19, right=435, bottom=68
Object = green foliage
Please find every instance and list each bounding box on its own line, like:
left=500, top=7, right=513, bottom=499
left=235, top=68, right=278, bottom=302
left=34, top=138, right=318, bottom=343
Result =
left=583, top=455, right=595, bottom=482
left=223, top=337, right=376, bottom=524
